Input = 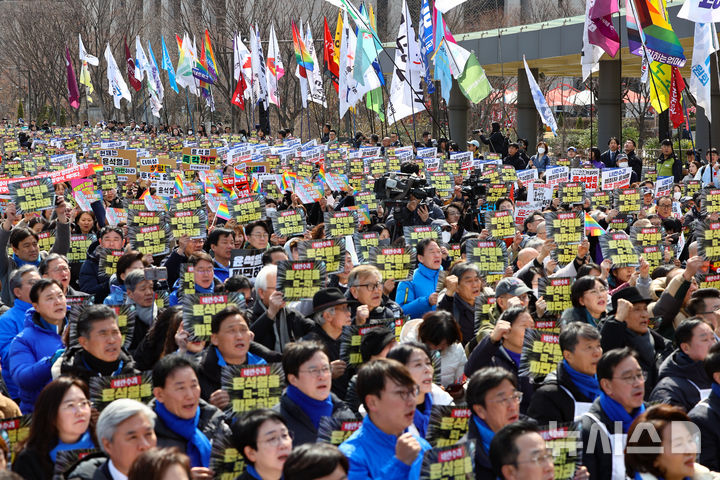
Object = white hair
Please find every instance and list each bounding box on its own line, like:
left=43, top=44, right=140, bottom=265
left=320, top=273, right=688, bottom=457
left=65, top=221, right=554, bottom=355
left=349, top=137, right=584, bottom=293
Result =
left=96, top=399, right=156, bottom=453
left=255, top=264, right=278, bottom=291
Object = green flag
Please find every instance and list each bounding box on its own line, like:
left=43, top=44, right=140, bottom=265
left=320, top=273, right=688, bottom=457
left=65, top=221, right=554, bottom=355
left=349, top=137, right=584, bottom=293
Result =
left=366, top=87, right=385, bottom=122
left=458, top=53, right=492, bottom=104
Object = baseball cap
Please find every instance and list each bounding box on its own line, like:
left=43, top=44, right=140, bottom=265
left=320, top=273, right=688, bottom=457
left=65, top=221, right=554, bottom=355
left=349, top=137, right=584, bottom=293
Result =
left=567, top=146, right=576, bottom=152
left=495, top=277, right=532, bottom=297
left=467, top=140, right=480, bottom=148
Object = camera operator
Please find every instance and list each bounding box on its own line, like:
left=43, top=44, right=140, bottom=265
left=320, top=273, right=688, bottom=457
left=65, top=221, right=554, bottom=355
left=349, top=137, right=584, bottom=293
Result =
left=476, top=122, right=508, bottom=158
left=383, top=163, right=444, bottom=240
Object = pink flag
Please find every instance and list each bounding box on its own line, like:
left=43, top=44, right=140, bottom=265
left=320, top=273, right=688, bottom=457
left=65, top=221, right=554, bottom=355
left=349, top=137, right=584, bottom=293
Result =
left=65, top=47, right=80, bottom=109
left=588, top=16, right=620, bottom=58
left=588, top=0, right=618, bottom=20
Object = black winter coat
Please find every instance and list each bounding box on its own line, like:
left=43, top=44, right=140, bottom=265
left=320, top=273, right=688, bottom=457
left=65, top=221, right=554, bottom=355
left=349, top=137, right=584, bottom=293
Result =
left=64, top=452, right=111, bottom=480
left=59, top=345, right=139, bottom=388
left=79, top=241, right=111, bottom=304
left=150, top=398, right=231, bottom=453
left=273, top=391, right=356, bottom=446
left=649, top=349, right=711, bottom=412
left=689, top=390, right=720, bottom=471
left=579, top=399, right=614, bottom=480
left=248, top=298, right=315, bottom=352
left=527, top=361, right=596, bottom=424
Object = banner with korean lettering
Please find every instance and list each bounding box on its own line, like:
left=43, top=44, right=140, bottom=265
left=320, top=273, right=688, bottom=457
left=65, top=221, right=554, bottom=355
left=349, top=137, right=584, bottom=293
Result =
left=230, top=194, right=266, bottom=224
left=485, top=210, right=516, bottom=239
left=297, top=238, right=346, bottom=274
left=545, top=212, right=584, bottom=267
left=631, top=225, right=665, bottom=267
left=89, top=372, right=153, bottom=411
left=325, top=211, right=359, bottom=237
left=614, top=188, right=642, bottom=215
left=368, top=246, right=417, bottom=281
left=467, top=238, right=508, bottom=285
left=209, top=432, right=245, bottom=479
left=128, top=223, right=171, bottom=257
left=700, top=188, right=720, bottom=216
left=426, top=405, right=471, bottom=447
left=317, top=415, right=363, bottom=445
left=526, top=182, right=554, bottom=207
left=276, top=260, right=327, bottom=300
left=570, top=168, right=600, bottom=191
left=222, top=363, right=285, bottom=419
left=182, top=293, right=245, bottom=341
left=182, top=147, right=219, bottom=170
left=8, top=177, right=55, bottom=214
left=599, top=231, right=640, bottom=267
left=545, top=166, right=569, bottom=187
left=696, top=219, right=720, bottom=261
left=538, top=277, right=574, bottom=314
left=98, top=248, right=124, bottom=276
left=420, top=442, right=476, bottom=480
left=230, top=249, right=265, bottom=280
left=0, top=415, right=31, bottom=463
left=601, top=167, right=632, bottom=190
left=514, top=201, right=542, bottom=228
left=339, top=321, right=396, bottom=368
left=269, top=208, right=307, bottom=238
left=520, top=329, right=563, bottom=381
left=557, top=182, right=586, bottom=205
left=589, top=190, right=611, bottom=210
left=655, top=176, right=674, bottom=198
left=403, top=224, right=442, bottom=246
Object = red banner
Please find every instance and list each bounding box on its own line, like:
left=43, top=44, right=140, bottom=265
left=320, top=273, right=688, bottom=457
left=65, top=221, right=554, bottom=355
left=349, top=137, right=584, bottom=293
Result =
left=0, top=163, right=99, bottom=194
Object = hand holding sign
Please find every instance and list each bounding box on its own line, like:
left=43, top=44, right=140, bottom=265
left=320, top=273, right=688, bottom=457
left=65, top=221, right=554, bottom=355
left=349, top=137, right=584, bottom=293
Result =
left=3, top=203, right=18, bottom=231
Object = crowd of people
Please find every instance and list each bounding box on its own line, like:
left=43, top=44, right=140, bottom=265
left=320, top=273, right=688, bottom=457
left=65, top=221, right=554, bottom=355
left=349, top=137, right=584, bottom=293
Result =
left=0, top=116, right=714, bottom=480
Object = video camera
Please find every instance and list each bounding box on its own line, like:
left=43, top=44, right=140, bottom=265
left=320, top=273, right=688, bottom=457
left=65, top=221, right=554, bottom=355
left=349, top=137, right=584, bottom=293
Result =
left=374, top=173, right=436, bottom=204
left=461, top=169, right=489, bottom=200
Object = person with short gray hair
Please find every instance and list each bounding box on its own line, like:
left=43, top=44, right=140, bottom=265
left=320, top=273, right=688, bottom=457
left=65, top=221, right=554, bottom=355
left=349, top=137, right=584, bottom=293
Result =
left=124, top=269, right=157, bottom=353
left=39, top=253, right=83, bottom=296
left=0, top=265, right=40, bottom=400
left=66, top=398, right=157, bottom=479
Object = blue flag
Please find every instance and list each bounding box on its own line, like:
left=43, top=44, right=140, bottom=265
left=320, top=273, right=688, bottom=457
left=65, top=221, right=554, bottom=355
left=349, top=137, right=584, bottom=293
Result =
left=161, top=36, right=179, bottom=93
left=523, top=55, right=557, bottom=136
left=419, top=0, right=435, bottom=94
left=433, top=11, right=452, bottom=103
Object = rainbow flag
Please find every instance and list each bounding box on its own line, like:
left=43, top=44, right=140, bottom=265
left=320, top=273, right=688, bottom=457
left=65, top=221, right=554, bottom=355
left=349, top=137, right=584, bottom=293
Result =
left=250, top=176, right=261, bottom=194
left=234, top=167, right=247, bottom=184
left=281, top=171, right=297, bottom=191
left=292, top=21, right=314, bottom=71
left=216, top=201, right=231, bottom=221
left=174, top=173, right=185, bottom=196
left=139, top=188, right=150, bottom=200
left=585, top=212, right=606, bottom=236
left=317, top=163, right=328, bottom=185
left=204, top=30, right=218, bottom=82
left=627, top=0, right=685, bottom=67
left=92, top=164, right=104, bottom=175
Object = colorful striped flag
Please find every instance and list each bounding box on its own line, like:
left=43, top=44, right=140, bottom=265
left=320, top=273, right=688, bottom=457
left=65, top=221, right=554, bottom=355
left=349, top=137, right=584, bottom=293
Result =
left=292, top=21, right=314, bottom=72
left=174, top=173, right=185, bottom=196
left=585, top=212, right=606, bottom=236
left=216, top=201, right=232, bottom=221
left=250, top=177, right=261, bottom=194
left=204, top=30, right=218, bottom=82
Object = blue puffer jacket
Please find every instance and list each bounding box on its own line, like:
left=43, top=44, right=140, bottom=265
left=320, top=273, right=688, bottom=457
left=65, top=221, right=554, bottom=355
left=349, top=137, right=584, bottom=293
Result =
left=395, top=263, right=442, bottom=319
left=8, top=309, right=64, bottom=413
left=0, top=299, right=33, bottom=399
left=168, top=278, right=216, bottom=306
left=339, top=415, right=431, bottom=480
left=103, top=277, right=126, bottom=305
left=213, top=259, right=229, bottom=283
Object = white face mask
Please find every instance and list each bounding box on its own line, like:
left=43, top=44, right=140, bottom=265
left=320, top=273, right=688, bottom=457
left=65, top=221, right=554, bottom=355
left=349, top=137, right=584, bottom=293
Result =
left=537, top=147, right=546, bottom=155
left=441, top=231, right=451, bottom=244
left=618, top=162, right=628, bottom=168
left=673, top=191, right=681, bottom=200
left=266, top=207, right=277, bottom=216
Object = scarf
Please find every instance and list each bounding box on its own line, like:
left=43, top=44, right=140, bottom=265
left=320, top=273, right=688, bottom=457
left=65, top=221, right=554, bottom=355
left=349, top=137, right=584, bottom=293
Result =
left=131, top=301, right=156, bottom=327
left=81, top=350, right=123, bottom=377
left=13, top=253, right=40, bottom=269
left=563, top=360, right=601, bottom=401
left=49, top=430, right=94, bottom=462
left=502, top=347, right=521, bottom=368
left=711, top=382, right=720, bottom=400
left=246, top=465, right=263, bottom=480
left=584, top=308, right=599, bottom=328
left=599, top=392, right=646, bottom=434
left=413, top=393, right=433, bottom=438
left=472, top=415, right=495, bottom=454
left=154, top=400, right=211, bottom=468
left=285, top=384, right=333, bottom=431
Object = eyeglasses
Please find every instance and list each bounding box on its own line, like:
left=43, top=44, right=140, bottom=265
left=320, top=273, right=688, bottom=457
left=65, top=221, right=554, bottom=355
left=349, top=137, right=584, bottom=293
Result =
left=392, top=385, right=421, bottom=402
left=614, top=371, right=647, bottom=385
left=251, top=233, right=269, bottom=239
left=356, top=282, right=382, bottom=291
left=259, top=431, right=293, bottom=447
left=60, top=399, right=92, bottom=412
left=299, top=365, right=332, bottom=377
left=194, top=268, right=214, bottom=274
left=586, top=287, right=608, bottom=295
left=489, top=391, right=523, bottom=406
left=517, top=448, right=555, bottom=466
left=50, top=264, right=70, bottom=273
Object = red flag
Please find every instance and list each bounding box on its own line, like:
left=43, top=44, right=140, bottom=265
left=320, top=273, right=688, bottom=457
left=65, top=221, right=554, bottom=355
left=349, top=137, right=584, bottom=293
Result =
left=65, top=47, right=80, bottom=110
left=323, top=17, right=339, bottom=93
left=231, top=74, right=247, bottom=110
left=125, top=37, right=141, bottom=92
left=669, top=66, right=686, bottom=129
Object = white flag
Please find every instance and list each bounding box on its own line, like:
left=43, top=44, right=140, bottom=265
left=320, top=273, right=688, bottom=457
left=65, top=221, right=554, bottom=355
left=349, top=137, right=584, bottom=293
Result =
left=78, top=34, right=98, bottom=66
left=250, top=24, right=269, bottom=108
left=135, top=36, right=150, bottom=82
left=387, top=0, right=426, bottom=125
left=523, top=55, right=558, bottom=136
left=234, top=34, right=252, bottom=99
left=581, top=0, right=603, bottom=81
left=678, top=0, right=720, bottom=23
left=305, top=22, right=327, bottom=107
left=690, top=22, right=718, bottom=121
left=295, top=22, right=310, bottom=109
left=104, top=44, right=131, bottom=109
left=434, top=0, right=469, bottom=13
left=338, top=10, right=360, bottom=118
left=266, top=23, right=284, bottom=107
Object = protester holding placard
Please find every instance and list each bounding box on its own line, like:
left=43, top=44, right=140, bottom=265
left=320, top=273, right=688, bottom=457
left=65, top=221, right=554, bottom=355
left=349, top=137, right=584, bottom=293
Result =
left=12, top=377, right=96, bottom=480
left=8, top=278, right=67, bottom=413
left=437, top=262, right=484, bottom=346
left=249, top=264, right=314, bottom=353
left=169, top=252, right=224, bottom=306
left=161, top=234, right=204, bottom=289
left=104, top=251, right=147, bottom=305
left=206, top=228, right=235, bottom=283
left=395, top=239, right=443, bottom=318
left=559, top=276, right=608, bottom=328
left=79, top=226, right=124, bottom=304
left=528, top=323, right=602, bottom=423
left=338, top=358, right=431, bottom=480
left=55, top=304, right=138, bottom=385
left=347, top=265, right=402, bottom=324
left=150, top=355, right=229, bottom=475
left=0, top=201, right=70, bottom=307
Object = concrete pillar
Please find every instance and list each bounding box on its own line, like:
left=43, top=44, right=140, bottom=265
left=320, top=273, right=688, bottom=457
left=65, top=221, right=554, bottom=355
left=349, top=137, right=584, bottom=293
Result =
left=448, top=78, right=469, bottom=150
left=711, top=55, right=720, bottom=149
left=696, top=106, right=710, bottom=152
left=517, top=67, right=538, bottom=145
left=597, top=59, right=622, bottom=146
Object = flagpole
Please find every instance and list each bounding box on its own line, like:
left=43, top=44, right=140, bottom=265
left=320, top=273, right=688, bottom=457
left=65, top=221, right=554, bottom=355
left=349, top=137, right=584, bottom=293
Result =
left=185, top=89, right=195, bottom=133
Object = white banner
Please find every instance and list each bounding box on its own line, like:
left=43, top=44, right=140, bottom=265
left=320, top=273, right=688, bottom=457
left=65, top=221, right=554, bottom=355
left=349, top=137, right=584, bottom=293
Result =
left=601, top=167, right=632, bottom=191
left=570, top=168, right=600, bottom=191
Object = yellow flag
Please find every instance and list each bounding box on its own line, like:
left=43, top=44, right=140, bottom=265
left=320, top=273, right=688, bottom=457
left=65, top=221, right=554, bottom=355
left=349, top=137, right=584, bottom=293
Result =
left=333, top=10, right=343, bottom=67
left=78, top=61, right=94, bottom=104
left=649, top=61, right=672, bottom=113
